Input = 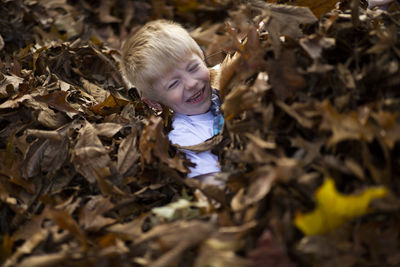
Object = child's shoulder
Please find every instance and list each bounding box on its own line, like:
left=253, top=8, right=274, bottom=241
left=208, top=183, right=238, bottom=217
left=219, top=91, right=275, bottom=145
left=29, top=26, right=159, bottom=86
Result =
left=169, top=113, right=213, bottom=146
left=169, top=114, right=195, bottom=136
left=168, top=118, right=199, bottom=146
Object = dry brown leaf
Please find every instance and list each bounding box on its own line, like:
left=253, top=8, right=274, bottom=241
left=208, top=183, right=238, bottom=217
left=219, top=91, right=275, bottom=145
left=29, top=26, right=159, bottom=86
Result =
left=218, top=51, right=241, bottom=100
left=97, top=0, right=122, bottom=23
left=79, top=195, right=116, bottom=232
left=256, top=2, right=317, bottom=57
left=134, top=220, right=215, bottom=260
left=275, top=100, right=315, bottom=129
left=295, top=0, right=339, bottom=18
left=191, top=22, right=224, bottom=48
left=299, top=33, right=336, bottom=60
left=117, top=128, right=139, bottom=175
left=35, top=91, right=79, bottom=114
left=22, top=126, right=80, bottom=179
left=245, top=133, right=276, bottom=150
left=0, top=95, right=32, bottom=109
left=0, top=73, right=23, bottom=97
left=47, top=209, right=87, bottom=248
left=107, top=215, right=146, bottom=239
left=266, top=50, right=308, bottom=100
left=139, top=116, right=188, bottom=173
left=80, top=77, right=110, bottom=103
left=18, top=251, right=70, bottom=267
left=192, top=22, right=229, bottom=66
left=175, top=134, right=223, bottom=152
left=372, top=110, right=400, bottom=149
left=89, top=94, right=129, bottom=115
left=231, top=167, right=276, bottom=211
left=3, top=230, right=47, bottom=267
left=94, top=122, right=123, bottom=138
left=319, top=101, right=376, bottom=147
left=71, top=122, right=112, bottom=183
left=337, top=63, right=356, bottom=89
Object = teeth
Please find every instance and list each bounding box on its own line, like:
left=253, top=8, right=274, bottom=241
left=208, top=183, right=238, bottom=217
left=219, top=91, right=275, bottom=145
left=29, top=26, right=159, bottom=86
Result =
left=188, top=90, right=201, bottom=102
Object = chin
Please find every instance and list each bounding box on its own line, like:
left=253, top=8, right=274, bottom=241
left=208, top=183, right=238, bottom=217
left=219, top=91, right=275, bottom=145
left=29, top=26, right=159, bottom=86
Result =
left=186, top=102, right=211, bottom=115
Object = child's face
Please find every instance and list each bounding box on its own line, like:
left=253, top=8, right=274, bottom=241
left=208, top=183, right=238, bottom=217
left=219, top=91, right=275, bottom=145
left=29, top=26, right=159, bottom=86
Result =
left=151, top=53, right=212, bottom=115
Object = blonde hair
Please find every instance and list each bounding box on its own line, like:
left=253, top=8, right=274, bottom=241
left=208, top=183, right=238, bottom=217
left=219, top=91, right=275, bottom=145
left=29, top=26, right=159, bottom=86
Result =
left=120, top=20, right=204, bottom=100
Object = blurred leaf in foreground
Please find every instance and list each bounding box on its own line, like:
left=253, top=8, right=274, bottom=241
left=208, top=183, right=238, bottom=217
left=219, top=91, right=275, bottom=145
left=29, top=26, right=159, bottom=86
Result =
left=295, top=0, right=338, bottom=18
left=294, top=178, right=388, bottom=236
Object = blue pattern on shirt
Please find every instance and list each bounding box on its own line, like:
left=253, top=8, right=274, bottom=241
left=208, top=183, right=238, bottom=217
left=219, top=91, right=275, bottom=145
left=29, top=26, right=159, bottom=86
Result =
left=210, top=89, right=224, bottom=135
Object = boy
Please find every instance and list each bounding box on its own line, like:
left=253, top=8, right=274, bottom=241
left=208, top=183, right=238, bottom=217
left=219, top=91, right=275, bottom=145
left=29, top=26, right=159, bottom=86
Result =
left=120, top=20, right=223, bottom=183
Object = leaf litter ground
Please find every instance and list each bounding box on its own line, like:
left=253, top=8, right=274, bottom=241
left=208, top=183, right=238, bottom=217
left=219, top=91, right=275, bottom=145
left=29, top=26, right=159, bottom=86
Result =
left=1, top=0, right=400, bottom=266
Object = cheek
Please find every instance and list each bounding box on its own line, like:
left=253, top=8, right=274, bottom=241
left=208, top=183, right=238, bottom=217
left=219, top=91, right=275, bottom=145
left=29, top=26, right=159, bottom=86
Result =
left=165, top=89, right=183, bottom=105
left=202, top=68, right=211, bottom=82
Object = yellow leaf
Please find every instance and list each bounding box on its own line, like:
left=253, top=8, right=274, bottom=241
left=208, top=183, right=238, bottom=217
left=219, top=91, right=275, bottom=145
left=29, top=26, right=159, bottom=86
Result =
left=0, top=234, right=13, bottom=262
left=294, top=178, right=388, bottom=236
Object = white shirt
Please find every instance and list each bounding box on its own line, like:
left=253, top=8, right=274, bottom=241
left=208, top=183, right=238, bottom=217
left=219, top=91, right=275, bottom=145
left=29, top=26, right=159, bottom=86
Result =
left=168, top=111, right=220, bottom=177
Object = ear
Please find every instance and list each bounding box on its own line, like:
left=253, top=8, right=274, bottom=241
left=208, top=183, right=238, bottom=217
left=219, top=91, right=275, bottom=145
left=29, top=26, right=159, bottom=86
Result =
left=142, top=97, right=163, bottom=111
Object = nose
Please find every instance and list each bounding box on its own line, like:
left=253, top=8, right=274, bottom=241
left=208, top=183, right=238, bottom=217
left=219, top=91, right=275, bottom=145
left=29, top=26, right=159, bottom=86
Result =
left=183, top=75, right=197, bottom=91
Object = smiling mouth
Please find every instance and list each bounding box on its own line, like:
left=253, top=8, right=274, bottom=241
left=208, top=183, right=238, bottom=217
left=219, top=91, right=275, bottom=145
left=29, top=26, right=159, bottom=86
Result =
left=186, top=87, right=205, bottom=104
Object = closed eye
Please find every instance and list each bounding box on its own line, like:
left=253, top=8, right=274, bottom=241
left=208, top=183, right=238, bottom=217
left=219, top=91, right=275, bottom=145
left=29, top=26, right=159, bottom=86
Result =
left=188, top=63, right=199, bottom=72
left=168, top=80, right=179, bottom=90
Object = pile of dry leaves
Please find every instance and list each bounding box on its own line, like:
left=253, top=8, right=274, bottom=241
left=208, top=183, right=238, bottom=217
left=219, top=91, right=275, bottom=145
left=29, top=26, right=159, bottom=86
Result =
left=1, top=0, right=400, bottom=266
